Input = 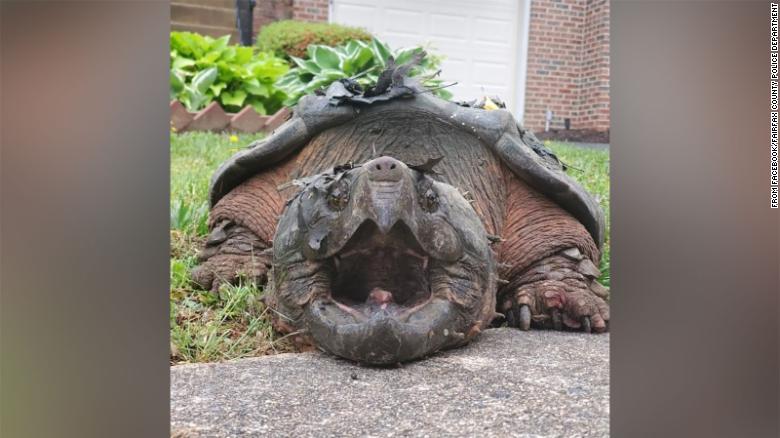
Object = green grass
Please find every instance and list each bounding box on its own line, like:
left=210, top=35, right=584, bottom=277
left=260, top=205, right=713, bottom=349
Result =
left=169, top=133, right=610, bottom=363
left=546, top=141, right=611, bottom=287
left=170, top=131, right=297, bottom=364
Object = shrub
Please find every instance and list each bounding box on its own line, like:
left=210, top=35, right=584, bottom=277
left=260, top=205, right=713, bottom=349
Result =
left=170, top=31, right=290, bottom=114
left=275, top=37, right=452, bottom=107
left=257, top=20, right=372, bottom=59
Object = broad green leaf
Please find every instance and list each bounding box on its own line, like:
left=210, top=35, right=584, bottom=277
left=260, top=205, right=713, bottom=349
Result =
left=220, top=89, right=247, bottom=108
left=212, top=35, right=230, bottom=52
left=178, top=94, right=192, bottom=110
left=194, top=33, right=212, bottom=56
left=302, top=59, right=321, bottom=74
left=370, top=38, right=392, bottom=66
left=233, top=46, right=253, bottom=65
left=170, top=71, right=185, bottom=92
left=198, top=50, right=222, bottom=65
left=191, top=67, right=218, bottom=94
left=343, top=47, right=373, bottom=74
left=306, top=76, right=333, bottom=93
left=209, top=83, right=227, bottom=97
left=248, top=59, right=289, bottom=80
left=275, top=72, right=302, bottom=88
left=172, top=57, right=195, bottom=70
left=215, top=61, right=237, bottom=82
left=394, top=47, right=422, bottom=66
left=179, top=32, right=206, bottom=58
left=319, top=68, right=348, bottom=81
left=345, top=40, right=361, bottom=56
left=311, top=45, right=341, bottom=70
left=183, top=86, right=208, bottom=111
left=249, top=100, right=266, bottom=115
left=306, top=44, right=318, bottom=60
left=243, top=78, right=269, bottom=97
left=290, top=56, right=318, bottom=75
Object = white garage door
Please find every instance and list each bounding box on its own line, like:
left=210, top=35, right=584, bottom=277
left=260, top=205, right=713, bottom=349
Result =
left=330, top=0, right=529, bottom=118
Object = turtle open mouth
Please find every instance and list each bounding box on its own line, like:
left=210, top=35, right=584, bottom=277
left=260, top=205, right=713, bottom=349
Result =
left=270, top=156, right=495, bottom=363
left=327, top=221, right=433, bottom=317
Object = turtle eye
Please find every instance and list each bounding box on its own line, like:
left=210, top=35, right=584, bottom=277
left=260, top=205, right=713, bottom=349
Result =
left=420, top=188, right=439, bottom=212
left=327, top=184, right=349, bottom=211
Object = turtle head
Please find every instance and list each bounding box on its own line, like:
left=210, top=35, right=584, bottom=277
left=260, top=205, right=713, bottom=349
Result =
left=270, top=156, right=496, bottom=364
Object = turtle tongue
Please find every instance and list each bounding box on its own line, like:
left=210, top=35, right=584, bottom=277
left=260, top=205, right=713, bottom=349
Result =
left=367, top=288, right=394, bottom=309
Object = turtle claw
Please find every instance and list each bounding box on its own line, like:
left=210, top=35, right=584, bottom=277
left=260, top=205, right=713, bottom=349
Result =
left=581, top=316, right=592, bottom=333
left=551, top=308, right=563, bottom=331
left=518, top=305, right=531, bottom=331
left=505, top=306, right=517, bottom=327
left=500, top=250, right=610, bottom=334
left=504, top=303, right=532, bottom=331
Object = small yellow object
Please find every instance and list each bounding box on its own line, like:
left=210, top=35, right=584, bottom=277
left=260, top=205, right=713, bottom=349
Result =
left=482, top=97, right=499, bottom=111
left=229, top=135, right=239, bottom=143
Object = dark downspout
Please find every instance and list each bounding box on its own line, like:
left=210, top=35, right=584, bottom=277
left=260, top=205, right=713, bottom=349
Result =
left=236, top=0, right=256, bottom=46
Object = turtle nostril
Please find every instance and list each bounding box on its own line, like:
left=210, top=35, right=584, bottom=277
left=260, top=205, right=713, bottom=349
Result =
left=367, top=156, right=404, bottom=181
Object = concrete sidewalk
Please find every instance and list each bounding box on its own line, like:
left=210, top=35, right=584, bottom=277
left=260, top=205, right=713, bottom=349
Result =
left=171, top=328, right=610, bottom=437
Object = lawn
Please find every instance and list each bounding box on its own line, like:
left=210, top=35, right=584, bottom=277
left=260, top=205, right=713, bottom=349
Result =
left=169, top=131, right=293, bottom=364
left=169, top=132, right=610, bottom=363
left=546, top=141, right=611, bottom=288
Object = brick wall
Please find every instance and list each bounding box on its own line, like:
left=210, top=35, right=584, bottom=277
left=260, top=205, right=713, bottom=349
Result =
left=523, top=0, right=610, bottom=132
left=292, top=0, right=329, bottom=22
left=577, top=0, right=610, bottom=131
left=171, top=0, right=238, bottom=43
left=253, top=0, right=293, bottom=36
left=251, top=0, right=328, bottom=38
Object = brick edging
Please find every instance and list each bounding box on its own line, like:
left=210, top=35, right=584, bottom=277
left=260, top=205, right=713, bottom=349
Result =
left=170, top=100, right=292, bottom=134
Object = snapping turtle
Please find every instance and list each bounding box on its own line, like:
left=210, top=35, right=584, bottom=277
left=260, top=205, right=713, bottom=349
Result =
left=193, top=76, right=609, bottom=365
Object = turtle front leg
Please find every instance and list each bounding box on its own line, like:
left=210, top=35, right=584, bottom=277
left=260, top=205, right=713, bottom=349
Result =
left=191, top=221, right=272, bottom=292
left=499, top=248, right=609, bottom=333
left=191, top=169, right=292, bottom=292
left=496, top=175, right=609, bottom=333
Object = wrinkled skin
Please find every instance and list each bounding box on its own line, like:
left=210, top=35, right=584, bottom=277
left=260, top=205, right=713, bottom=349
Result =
left=192, top=100, right=610, bottom=365
left=266, top=157, right=496, bottom=364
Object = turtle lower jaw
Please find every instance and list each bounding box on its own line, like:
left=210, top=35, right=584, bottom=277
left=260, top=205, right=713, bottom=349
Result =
left=302, top=294, right=468, bottom=365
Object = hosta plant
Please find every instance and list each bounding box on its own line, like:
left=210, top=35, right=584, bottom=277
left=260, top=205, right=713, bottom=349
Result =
left=170, top=32, right=290, bottom=114
left=275, top=38, right=451, bottom=106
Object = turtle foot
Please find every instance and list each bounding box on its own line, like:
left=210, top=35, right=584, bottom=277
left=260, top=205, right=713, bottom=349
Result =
left=500, top=248, right=609, bottom=333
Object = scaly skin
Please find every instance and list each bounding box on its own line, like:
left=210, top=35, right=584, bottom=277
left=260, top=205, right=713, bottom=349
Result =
left=497, top=174, right=609, bottom=332
left=191, top=163, right=292, bottom=292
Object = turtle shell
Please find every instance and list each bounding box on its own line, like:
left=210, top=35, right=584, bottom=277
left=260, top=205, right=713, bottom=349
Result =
left=208, top=86, right=606, bottom=248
